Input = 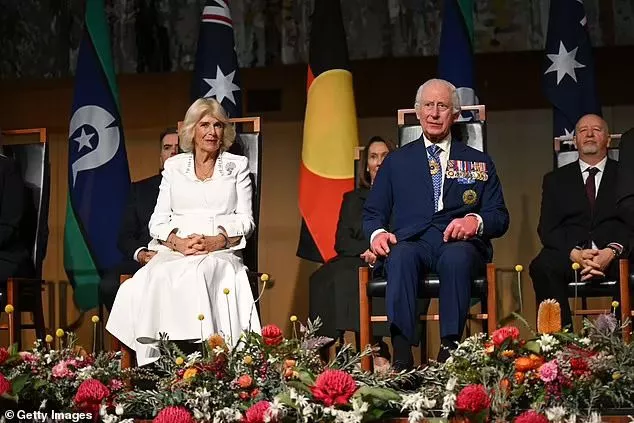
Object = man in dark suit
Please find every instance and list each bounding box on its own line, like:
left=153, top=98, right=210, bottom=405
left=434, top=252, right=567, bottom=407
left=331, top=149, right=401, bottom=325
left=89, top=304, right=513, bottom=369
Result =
left=0, top=153, right=32, bottom=282
left=99, top=128, right=179, bottom=311
left=363, top=78, right=509, bottom=368
left=530, top=114, right=627, bottom=329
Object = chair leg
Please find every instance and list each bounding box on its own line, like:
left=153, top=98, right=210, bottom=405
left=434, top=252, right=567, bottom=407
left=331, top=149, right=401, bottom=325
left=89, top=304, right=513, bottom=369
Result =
left=486, top=264, right=497, bottom=334
left=33, top=282, right=46, bottom=341
left=359, top=267, right=372, bottom=372
left=619, top=259, right=631, bottom=343
left=6, top=278, right=22, bottom=348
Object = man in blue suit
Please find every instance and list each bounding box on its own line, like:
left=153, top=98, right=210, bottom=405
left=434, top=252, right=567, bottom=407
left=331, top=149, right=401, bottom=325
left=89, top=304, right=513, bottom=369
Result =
left=363, top=79, right=509, bottom=368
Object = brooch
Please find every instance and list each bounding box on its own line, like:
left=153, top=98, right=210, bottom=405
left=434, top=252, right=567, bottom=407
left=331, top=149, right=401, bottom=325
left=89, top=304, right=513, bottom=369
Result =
left=463, top=189, right=477, bottom=205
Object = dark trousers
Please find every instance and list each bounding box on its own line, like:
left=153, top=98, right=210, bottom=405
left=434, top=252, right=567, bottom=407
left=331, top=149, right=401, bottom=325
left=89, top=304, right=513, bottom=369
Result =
left=385, top=227, right=486, bottom=344
left=530, top=248, right=620, bottom=328
left=99, top=260, right=141, bottom=311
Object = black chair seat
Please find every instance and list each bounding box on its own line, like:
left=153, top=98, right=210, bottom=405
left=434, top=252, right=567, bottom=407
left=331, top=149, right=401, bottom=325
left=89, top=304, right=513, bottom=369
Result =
left=367, top=274, right=487, bottom=298
left=566, top=273, right=634, bottom=298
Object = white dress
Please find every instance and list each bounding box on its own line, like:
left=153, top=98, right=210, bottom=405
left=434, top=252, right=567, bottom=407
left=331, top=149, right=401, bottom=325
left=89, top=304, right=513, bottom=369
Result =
left=106, top=152, right=261, bottom=365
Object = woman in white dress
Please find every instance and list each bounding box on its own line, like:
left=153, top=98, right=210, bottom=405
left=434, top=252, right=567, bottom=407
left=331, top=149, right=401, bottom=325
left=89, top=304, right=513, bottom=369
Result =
left=106, top=98, right=261, bottom=365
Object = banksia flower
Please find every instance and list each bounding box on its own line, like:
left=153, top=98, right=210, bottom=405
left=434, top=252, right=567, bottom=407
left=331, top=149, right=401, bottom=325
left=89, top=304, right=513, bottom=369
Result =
left=537, top=299, right=561, bottom=334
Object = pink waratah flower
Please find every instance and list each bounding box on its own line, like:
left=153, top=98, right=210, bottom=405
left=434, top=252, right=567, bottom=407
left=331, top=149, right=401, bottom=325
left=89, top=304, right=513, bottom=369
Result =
left=492, top=326, right=521, bottom=348
left=52, top=360, right=74, bottom=379
left=539, top=360, right=559, bottom=383
left=515, top=410, right=549, bottom=423
left=311, top=369, right=358, bottom=406
left=0, top=347, right=9, bottom=365
left=455, top=384, right=491, bottom=414
left=152, top=406, right=194, bottom=423
left=261, top=324, right=284, bottom=346
left=73, top=379, right=111, bottom=415
left=244, top=400, right=277, bottom=423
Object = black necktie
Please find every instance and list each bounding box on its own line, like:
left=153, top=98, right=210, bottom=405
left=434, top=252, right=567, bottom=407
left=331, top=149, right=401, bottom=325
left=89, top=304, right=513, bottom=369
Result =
left=585, top=167, right=599, bottom=209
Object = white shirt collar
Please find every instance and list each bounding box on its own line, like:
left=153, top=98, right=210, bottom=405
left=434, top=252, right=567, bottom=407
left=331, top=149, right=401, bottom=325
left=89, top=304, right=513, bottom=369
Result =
left=579, top=155, right=607, bottom=174
left=422, top=132, right=451, bottom=152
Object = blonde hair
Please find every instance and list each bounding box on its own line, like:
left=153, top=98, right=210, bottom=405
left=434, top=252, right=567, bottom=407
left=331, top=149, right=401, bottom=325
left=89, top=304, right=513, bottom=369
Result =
left=179, top=98, right=236, bottom=153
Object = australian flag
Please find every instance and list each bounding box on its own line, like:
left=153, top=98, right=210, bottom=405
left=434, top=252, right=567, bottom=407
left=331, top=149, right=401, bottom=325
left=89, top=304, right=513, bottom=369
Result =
left=191, top=0, right=242, bottom=118
left=542, top=0, right=601, bottom=149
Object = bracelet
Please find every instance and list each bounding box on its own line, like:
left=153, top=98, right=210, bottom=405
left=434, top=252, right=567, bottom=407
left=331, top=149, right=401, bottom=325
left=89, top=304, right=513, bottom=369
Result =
left=219, top=232, right=229, bottom=248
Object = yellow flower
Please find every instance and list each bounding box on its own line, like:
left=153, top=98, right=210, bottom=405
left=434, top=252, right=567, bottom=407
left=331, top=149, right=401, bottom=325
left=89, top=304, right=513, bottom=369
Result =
left=260, top=273, right=269, bottom=282
left=91, top=315, right=100, bottom=323
left=290, top=315, right=298, bottom=322
left=55, top=328, right=65, bottom=338
left=183, top=368, right=198, bottom=380
left=175, top=357, right=184, bottom=366
left=612, top=301, right=620, bottom=309
left=45, top=335, right=53, bottom=343
left=243, top=355, right=253, bottom=365
left=223, top=288, right=230, bottom=295
left=571, top=262, right=581, bottom=271
left=197, top=314, right=205, bottom=321
left=4, top=304, right=14, bottom=314
left=514, top=264, right=523, bottom=272
left=612, top=372, right=622, bottom=381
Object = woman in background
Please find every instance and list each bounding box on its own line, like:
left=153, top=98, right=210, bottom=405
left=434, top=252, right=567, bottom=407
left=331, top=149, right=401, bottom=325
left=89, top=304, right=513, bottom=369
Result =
left=309, top=136, right=396, bottom=363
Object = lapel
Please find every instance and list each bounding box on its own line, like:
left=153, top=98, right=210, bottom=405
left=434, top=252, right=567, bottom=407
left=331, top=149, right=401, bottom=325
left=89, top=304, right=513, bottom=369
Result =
left=567, top=161, right=591, bottom=210
left=443, top=139, right=468, bottom=199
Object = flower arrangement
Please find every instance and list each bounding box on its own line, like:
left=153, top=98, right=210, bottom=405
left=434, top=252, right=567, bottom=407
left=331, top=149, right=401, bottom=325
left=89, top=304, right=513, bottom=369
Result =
left=1, top=300, right=634, bottom=423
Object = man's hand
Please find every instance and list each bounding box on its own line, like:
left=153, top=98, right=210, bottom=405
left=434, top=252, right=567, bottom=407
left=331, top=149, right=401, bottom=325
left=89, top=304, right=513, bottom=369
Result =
left=443, top=216, right=479, bottom=242
left=137, top=250, right=157, bottom=265
left=360, top=249, right=377, bottom=266
left=593, top=248, right=615, bottom=271
left=371, top=232, right=397, bottom=257
left=570, top=248, right=605, bottom=281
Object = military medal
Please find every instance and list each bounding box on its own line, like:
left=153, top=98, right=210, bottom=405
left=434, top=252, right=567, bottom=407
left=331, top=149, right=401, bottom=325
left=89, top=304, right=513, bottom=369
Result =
left=463, top=189, right=477, bottom=205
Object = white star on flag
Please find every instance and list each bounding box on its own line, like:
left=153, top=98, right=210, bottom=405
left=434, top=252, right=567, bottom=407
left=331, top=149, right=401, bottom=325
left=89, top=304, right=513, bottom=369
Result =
left=73, top=127, right=95, bottom=152
left=544, top=41, right=586, bottom=84
left=203, top=65, right=240, bottom=106
left=560, top=128, right=576, bottom=147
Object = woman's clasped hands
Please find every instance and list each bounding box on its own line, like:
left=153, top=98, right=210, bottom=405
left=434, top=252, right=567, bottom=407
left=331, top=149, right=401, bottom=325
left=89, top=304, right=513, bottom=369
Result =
left=167, top=232, right=227, bottom=255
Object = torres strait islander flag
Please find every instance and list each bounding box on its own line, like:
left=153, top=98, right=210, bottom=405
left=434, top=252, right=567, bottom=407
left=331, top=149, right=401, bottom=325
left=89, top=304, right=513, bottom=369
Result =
left=296, top=0, right=359, bottom=263
left=64, top=0, right=130, bottom=310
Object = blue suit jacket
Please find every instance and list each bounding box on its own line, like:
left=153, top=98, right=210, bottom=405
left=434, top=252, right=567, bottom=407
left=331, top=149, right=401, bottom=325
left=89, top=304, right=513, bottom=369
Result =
left=363, top=136, right=509, bottom=261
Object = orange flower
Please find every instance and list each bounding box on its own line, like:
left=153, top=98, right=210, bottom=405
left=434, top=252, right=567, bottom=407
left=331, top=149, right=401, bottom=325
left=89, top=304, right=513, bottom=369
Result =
left=537, top=300, right=562, bottom=334
left=239, top=391, right=249, bottom=400
left=499, top=378, right=511, bottom=393
left=484, top=343, right=494, bottom=355
left=529, top=354, right=544, bottom=368
left=515, top=357, right=534, bottom=372
left=514, top=372, right=525, bottom=384
left=284, top=359, right=296, bottom=368
left=183, top=368, right=198, bottom=380
left=208, top=335, right=226, bottom=351
left=501, top=350, right=516, bottom=359
left=238, top=374, right=253, bottom=389
left=251, top=388, right=260, bottom=398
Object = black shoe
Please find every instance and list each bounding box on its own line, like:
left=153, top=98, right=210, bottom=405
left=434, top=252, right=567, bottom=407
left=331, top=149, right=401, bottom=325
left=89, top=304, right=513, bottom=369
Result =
left=391, top=329, right=414, bottom=370
left=437, top=336, right=459, bottom=363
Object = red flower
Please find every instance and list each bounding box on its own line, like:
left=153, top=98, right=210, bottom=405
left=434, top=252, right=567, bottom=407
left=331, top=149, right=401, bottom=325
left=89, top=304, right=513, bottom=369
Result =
left=261, top=324, right=283, bottom=346
left=455, top=384, right=491, bottom=415
left=244, top=400, right=277, bottom=423
left=73, top=379, right=110, bottom=414
left=311, top=369, right=357, bottom=406
left=570, top=357, right=590, bottom=376
left=238, top=374, right=253, bottom=388
left=0, top=373, right=11, bottom=396
left=515, top=411, right=549, bottom=423
left=0, top=347, right=9, bottom=365
left=492, top=326, right=520, bottom=348
left=153, top=406, right=194, bottom=423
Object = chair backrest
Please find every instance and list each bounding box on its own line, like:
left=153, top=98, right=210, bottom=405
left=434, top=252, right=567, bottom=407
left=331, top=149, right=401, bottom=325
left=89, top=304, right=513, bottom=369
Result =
left=554, top=134, right=622, bottom=168
left=229, top=117, right=262, bottom=272
left=0, top=129, right=50, bottom=278
left=397, top=105, right=487, bottom=153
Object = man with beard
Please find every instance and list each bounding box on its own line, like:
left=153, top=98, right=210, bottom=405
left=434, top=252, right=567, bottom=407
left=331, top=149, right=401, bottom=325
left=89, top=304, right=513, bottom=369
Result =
left=530, top=114, right=627, bottom=328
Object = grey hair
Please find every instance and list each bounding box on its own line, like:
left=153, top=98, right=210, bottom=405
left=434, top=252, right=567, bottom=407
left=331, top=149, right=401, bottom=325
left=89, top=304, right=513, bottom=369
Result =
left=414, top=78, right=461, bottom=114
left=179, top=98, right=236, bottom=153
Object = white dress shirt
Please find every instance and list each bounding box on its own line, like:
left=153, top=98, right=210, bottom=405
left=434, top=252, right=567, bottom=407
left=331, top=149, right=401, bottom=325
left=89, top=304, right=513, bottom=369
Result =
left=579, top=156, right=607, bottom=191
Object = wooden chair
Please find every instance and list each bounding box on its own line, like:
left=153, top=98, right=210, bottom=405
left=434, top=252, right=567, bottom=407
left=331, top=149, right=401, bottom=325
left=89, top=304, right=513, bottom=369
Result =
left=358, top=105, right=500, bottom=371
left=554, top=134, right=632, bottom=341
left=110, top=116, right=267, bottom=367
left=0, top=129, right=50, bottom=347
